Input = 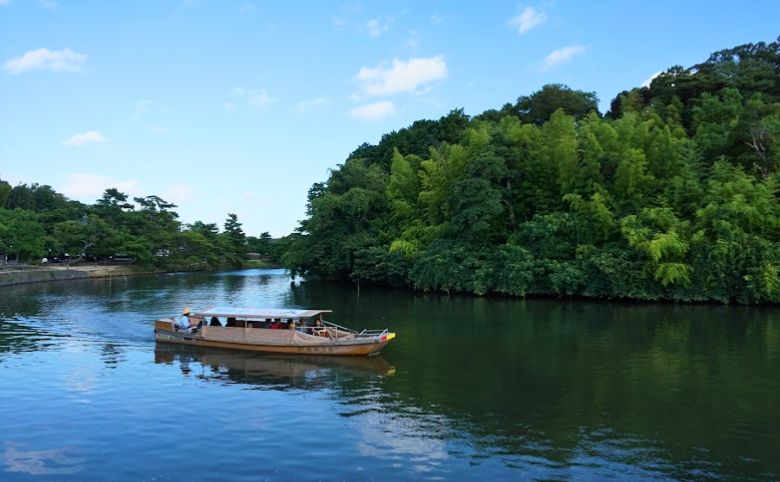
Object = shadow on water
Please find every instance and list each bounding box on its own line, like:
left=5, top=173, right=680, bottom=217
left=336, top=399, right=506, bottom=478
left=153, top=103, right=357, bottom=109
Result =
left=154, top=344, right=395, bottom=389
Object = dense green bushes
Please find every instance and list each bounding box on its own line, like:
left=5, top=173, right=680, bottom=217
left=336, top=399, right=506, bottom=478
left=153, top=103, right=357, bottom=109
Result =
left=283, top=38, right=780, bottom=304
left=0, top=184, right=250, bottom=270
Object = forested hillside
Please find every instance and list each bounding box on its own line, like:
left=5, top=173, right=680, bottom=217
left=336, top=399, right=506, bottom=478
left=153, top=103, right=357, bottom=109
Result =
left=0, top=183, right=253, bottom=270
left=282, top=38, right=780, bottom=304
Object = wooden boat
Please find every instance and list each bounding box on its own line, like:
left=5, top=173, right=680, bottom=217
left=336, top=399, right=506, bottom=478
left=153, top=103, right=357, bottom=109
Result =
left=154, top=307, right=396, bottom=356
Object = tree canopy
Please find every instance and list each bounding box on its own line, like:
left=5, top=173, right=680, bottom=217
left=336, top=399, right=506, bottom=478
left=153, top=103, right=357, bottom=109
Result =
left=0, top=181, right=252, bottom=270
left=281, top=38, right=780, bottom=304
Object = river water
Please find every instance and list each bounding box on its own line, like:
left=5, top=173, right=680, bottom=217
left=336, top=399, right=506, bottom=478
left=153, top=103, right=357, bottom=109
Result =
left=0, top=268, right=778, bottom=481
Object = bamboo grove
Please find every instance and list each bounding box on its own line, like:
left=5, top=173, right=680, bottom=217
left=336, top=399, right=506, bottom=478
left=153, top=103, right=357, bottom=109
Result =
left=282, top=38, right=780, bottom=304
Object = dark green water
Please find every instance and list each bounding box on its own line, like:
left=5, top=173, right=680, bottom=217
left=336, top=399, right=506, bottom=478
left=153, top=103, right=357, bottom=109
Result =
left=0, top=269, right=778, bottom=481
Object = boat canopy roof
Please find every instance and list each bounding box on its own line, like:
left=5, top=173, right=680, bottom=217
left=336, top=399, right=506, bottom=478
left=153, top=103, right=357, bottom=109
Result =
left=193, top=307, right=332, bottom=320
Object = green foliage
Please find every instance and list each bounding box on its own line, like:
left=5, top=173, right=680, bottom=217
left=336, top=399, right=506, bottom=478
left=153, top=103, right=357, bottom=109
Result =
left=514, top=84, right=600, bottom=125
left=0, top=208, right=46, bottom=260
left=0, top=180, right=11, bottom=207
left=221, top=213, right=248, bottom=266
left=4, top=184, right=35, bottom=210
left=0, top=177, right=256, bottom=269
left=282, top=38, right=780, bottom=304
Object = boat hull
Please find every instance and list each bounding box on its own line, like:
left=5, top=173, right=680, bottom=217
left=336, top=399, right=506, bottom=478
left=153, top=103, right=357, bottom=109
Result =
left=154, top=320, right=391, bottom=356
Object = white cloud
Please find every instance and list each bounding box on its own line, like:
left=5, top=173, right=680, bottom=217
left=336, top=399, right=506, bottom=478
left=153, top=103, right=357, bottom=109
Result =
left=63, top=131, right=105, bottom=147
left=147, top=125, right=169, bottom=134
left=3, top=47, right=86, bottom=74
left=332, top=16, right=348, bottom=27
left=0, top=0, right=11, bottom=7
left=350, top=101, right=397, bottom=122
left=38, top=0, right=60, bottom=11
left=132, top=99, right=170, bottom=134
left=541, top=44, right=587, bottom=71
left=295, top=97, right=328, bottom=112
left=363, top=18, right=389, bottom=38
left=430, top=14, right=448, bottom=24
left=353, top=56, right=447, bottom=99
left=60, top=174, right=138, bottom=199
left=162, top=184, right=194, bottom=204
left=405, top=30, right=420, bottom=50
left=508, top=7, right=546, bottom=34
left=242, top=191, right=256, bottom=199
left=133, top=99, right=152, bottom=121
left=641, top=70, right=663, bottom=88
left=239, top=1, right=254, bottom=13
left=229, top=87, right=273, bottom=109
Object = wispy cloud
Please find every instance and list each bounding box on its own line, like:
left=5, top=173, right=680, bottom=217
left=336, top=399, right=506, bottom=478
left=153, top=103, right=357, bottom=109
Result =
left=63, top=131, right=105, bottom=147
left=238, top=1, right=254, bottom=13
left=295, top=97, right=328, bottom=112
left=133, top=99, right=168, bottom=122
left=0, top=0, right=11, bottom=7
left=3, top=48, right=86, bottom=74
left=132, top=99, right=170, bottom=133
left=363, top=18, right=389, bottom=38
left=147, top=125, right=169, bottom=135
left=541, top=45, right=587, bottom=71
left=430, top=13, right=449, bottom=24
left=38, top=0, right=60, bottom=11
left=353, top=56, right=447, bottom=99
left=641, top=70, right=663, bottom=88
left=405, top=30, right=420, bottom=51
left=508, top=7, right=546, bottom=34
left=228, top=87, right=273, bottom=110
left=332, top=15, right=348, bottom=28
left=350, top=101, right=397, bottom=122
left=60, top=174, right=138, bottom=199
left=162, top=184, right=194, bottom=204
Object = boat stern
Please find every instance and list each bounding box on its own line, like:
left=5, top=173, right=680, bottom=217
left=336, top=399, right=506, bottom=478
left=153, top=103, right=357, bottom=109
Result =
left=154, top=318, right=176, bottom=333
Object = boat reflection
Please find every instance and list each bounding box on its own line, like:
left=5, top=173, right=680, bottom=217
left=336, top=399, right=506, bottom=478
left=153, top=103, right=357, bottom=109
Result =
left=154, top=344, right=395, bottom=389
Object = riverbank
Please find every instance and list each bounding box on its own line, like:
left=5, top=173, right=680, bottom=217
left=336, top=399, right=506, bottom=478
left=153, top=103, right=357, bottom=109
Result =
left=0, top=265, right=170, bottom=287
left=0, top=263, right=289, bottom=288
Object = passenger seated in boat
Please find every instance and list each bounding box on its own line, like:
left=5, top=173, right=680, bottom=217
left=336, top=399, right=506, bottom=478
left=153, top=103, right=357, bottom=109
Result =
left=187, top=315, right=204, bottom=333
left=209, top=316, right=221, bottom=327
left=226, top=317, right=238, bottom=327
left=313, top=319, right=328, bottom=337
left=270, top=319, right=282, bottom=329
left=175, top=307, right=193, bottom=331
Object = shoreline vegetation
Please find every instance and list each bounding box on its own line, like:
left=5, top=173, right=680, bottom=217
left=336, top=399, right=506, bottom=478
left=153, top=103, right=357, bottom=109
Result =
left=0, top=180, right=285, bottom=280
left=280, top=38, right=780, bottom=305
left=2, top=38, right=778, bottom=304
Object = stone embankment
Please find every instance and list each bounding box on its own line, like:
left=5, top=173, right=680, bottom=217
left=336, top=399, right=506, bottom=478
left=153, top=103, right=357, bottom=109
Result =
left=0, top=265, right=148, bottom=287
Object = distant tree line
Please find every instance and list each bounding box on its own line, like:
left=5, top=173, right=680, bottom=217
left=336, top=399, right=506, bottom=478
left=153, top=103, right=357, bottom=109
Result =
left=0, top=182, right=259, bottom=270
left=280, top=37, right=780, bottom=304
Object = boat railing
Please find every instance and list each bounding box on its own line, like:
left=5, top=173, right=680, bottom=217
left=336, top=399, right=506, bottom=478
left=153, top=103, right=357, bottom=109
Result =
left=317, top=321, right=388, bottom=339
left=355, top=328, right=389, bottom=338
left=320, top=320, right=357, bottom=334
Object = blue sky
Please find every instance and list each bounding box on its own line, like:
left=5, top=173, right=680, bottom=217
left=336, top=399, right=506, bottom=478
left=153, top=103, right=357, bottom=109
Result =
left=1, top=1, right=778, bottom=237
